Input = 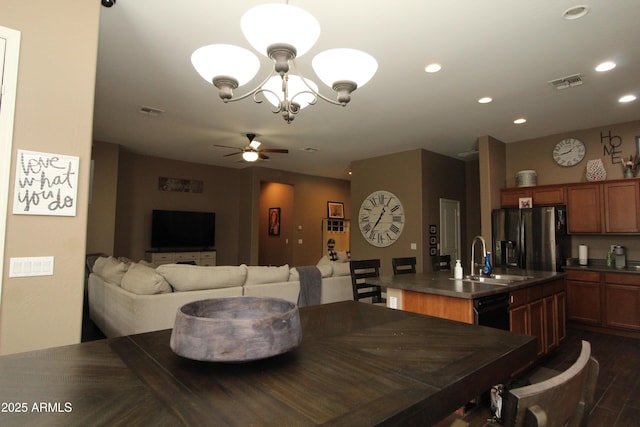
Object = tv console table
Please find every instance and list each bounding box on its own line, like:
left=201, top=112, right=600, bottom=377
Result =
left=145, top=250, right=216, bottom=266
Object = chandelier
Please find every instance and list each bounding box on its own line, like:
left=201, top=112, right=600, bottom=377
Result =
left=191, top=3, right=378, bottom=123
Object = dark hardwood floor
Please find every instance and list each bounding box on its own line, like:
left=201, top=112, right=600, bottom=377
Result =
left=82, top=305, right=639, bottom=426
left=438, top=328, right=640, bottom=427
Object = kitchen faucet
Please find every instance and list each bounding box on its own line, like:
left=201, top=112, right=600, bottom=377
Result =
left=470, top=235, right=487, bottom=279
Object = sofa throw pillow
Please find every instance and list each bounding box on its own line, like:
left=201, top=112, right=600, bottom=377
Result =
left=331, top=261, right=351, bottom=277
left=156, top=264, right=247, bottom=292
left=92, top=256, right=130, bottom=286
left=121, top=262, right=172, bottom=295
left=245, top=264, right=290, bottom=285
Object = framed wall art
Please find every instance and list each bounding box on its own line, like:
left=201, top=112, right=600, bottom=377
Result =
left=327, top=201, right=345, bottom=219
left=268, top=207, right=281, bottom=236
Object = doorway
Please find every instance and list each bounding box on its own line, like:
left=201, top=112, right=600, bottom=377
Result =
left=439, top=198, right=461, bottom=262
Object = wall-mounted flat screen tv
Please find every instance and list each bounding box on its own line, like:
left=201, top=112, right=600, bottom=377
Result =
left=151, top=209, right=215, bottom=249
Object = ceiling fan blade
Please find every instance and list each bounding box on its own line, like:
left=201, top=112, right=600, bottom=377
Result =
left=224, top=152, right=242, bottom=157
left=260, top=148, right=288, bottom=154
left=259, top=152, right=270, bottom=160
left=214, top=144, right=242, bottom=150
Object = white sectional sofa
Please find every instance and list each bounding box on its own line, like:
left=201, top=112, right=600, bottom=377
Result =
left=88, top=256, right=353, bottom=338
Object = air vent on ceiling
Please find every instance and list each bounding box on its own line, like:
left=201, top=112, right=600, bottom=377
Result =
left=548, top=73, right=584, bottom=90
left=139, top=106, right=165, bottom=116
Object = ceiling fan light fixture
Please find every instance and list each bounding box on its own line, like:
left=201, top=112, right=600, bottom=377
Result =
left=242, top=151, right=260, bottom=162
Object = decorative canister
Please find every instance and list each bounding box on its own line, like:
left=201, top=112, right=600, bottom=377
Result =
left=585, top=159, right=607, bottom=182
left=516, top=170, right=537, bottom=187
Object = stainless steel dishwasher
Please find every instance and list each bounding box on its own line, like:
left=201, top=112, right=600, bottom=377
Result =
left=473, top=293, right=510, bottom=330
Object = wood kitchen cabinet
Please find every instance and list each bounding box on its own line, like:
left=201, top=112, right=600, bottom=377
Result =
left=603, top=180, right=640, bottom=233
left=603, top=272, right=640, bottom=330
left=566, top=184, right=602, bottom=233
left=500, top=185, right=565, bottom=208
left=509, top=278, right=565, bottom=361
left=566, top=270, right=601, bottom=325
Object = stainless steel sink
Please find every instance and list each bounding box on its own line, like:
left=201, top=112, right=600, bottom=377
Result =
left=449, top=274, right=534, bottom=286
left=449, top=276, right=514, bottom=286
left=491, top=274, right=534, bottom=281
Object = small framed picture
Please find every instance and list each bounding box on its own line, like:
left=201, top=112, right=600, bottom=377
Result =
left=429, top=246, right=437, bottom=256
left=519, top=197, right=533, bottom=209
left=429, top=236, right=437, bottom=245
left=327, top=201, right=345, bottom=219
left=429, top=224, right=437, bottom=235
left=268, top=207, right=280, bottom=236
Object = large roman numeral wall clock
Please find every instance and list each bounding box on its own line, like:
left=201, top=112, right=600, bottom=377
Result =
left=358, top=190, right=405, bottom=247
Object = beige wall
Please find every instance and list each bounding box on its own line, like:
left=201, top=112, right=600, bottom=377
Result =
left=93, top=152, right=350, bottom=268
left=506, top=120, right=640, bottom=186
left=113, top=152, right=242, bottom=265
left=86, top=141, right=119, bottom=255
left=0, top=1, right=100, bottom=355
left=351, top=149, right=467, bottom=276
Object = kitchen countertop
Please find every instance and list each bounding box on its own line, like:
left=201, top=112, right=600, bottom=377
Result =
left=564, top=259, right=640, bottom=274
left=371, top=268, right=566, bottom=300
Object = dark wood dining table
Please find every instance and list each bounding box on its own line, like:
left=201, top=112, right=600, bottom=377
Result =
left=0, top=301, right=536, bottom=426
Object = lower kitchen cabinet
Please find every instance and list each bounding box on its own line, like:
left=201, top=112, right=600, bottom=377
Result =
left=603, top=272, right=640, bottom=330
left=567, top=269, right=640, bottom=335
left=566, top=270, right=601, bottom=325
left=509, top=278, right=565, bottom=361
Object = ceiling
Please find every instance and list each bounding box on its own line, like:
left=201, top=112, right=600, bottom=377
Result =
left=93, top=0, right=640, bottom=180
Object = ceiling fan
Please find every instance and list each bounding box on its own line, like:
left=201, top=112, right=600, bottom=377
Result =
left=214, top=133, right=289, bottom=162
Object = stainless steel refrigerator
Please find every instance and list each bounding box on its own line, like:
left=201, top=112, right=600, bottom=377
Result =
left=492, top=206, right=570, bottom=272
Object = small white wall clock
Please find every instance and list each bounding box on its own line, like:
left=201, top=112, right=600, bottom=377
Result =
left=358, top=190, right=405, bottom=247
left=552, top=138, right=586, bottom=167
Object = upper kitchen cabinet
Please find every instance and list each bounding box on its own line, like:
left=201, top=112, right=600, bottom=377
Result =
left=566, top=183, right=602, bottom=233
left=603, top=180, right=640, bottom=233
left=500, top=185, right=565, bottom=208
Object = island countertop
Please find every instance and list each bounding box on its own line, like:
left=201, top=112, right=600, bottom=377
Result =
left=371, top=268, right=566, bottom=300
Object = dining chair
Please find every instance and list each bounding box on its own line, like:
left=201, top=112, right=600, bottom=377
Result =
left=349, top=259, right=385, bottom=304
left=501, top=340, right=599, bottom=427
left=432, top=254, right=452, bottom=271
left=392, top=257, right=417, bottom=275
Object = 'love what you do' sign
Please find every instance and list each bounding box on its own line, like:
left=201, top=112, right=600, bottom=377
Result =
left=13, top=149, right=80, bottom=216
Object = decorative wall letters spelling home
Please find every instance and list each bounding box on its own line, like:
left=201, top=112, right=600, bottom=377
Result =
left=13, top=150, right=79, bottom=216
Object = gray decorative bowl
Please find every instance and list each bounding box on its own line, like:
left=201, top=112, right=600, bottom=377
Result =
left=170, top=297, right=302, bottom=362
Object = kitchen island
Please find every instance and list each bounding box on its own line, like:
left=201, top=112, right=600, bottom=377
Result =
left=0, top=301, right=536, bottom=427
left=372, top=269, right=567, bottom=363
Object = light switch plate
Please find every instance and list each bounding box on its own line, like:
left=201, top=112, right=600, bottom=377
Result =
left=9, top=256, right=54, bottom=277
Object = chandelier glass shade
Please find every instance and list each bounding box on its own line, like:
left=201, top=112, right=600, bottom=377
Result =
left=191, top=2, right=377, bottom=123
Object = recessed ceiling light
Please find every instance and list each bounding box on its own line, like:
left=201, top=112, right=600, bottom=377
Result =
left=478, top=97, right=493, bottom=104
left=513, top=118, right=527, bottom=124
left=425, top=63, right=442, bottom=73
left=619, top=94, right=637, bottom=103
left=562, top=5, right=590, bottom=20
left=595, top=61, right=616, bottom=72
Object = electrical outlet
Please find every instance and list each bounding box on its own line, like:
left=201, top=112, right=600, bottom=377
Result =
left=389, top=296, right=398, bottom=309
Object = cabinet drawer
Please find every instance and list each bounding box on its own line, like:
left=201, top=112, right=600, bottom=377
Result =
left=604, top=273, right=640, bottom=286
left=510, top=289, right=529, bottom=307
left=151, top=253, right=173, bottom=262
left=543, top=278, right=565, bottom=296
left=174, top=252, right=199, bottom=261
left=200, top=251, right=216, bottom=260
left=566, top=270, right=600, bottom=282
